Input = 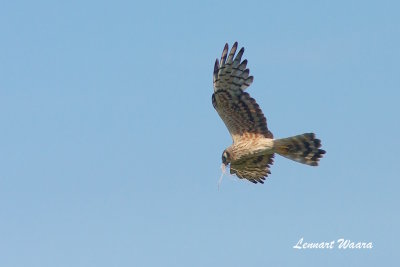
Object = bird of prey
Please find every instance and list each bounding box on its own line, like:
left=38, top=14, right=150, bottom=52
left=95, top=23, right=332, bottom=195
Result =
left=212, top=42, right=325, bottom=184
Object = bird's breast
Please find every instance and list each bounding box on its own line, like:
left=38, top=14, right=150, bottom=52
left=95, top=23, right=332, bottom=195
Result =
left=231, top=137, right=274, bottom=160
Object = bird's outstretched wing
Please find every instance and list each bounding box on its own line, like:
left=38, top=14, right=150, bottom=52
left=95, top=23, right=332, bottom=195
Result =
left=230, top=154, right=274, bottom=183
left=212, top=42, right=273, bottom=143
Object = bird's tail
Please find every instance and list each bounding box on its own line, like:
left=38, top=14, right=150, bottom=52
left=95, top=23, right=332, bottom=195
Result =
left=273, top=133, right=326, bottom=166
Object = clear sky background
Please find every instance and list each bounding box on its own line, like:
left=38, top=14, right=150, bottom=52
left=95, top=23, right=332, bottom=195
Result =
left=1, top=0, right=399, bottom=266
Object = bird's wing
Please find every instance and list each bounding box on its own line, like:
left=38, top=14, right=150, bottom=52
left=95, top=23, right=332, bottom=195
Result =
left=212, top=42, right=273, bottom=143
left=230, top=154, right=274, bottom=184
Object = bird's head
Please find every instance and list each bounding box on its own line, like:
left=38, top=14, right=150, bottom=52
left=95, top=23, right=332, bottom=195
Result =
left=221, top=150, right=231, bottom=166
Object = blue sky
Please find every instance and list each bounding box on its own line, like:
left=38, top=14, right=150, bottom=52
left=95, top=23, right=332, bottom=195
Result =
left=1, top=0, right=399, bottom=266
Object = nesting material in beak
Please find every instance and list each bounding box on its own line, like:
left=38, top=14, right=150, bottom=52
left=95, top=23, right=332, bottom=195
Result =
left=218, top=163, right=227, bottom=189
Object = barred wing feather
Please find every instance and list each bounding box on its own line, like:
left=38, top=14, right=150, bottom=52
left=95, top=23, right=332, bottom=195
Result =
left=212, top=42, right=273, bottom=143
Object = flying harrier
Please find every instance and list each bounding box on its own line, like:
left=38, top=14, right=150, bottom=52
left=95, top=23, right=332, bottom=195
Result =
left=212, top=42, right=325, bottom=184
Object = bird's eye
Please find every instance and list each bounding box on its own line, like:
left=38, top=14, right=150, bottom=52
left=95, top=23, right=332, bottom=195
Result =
left=222, top=151, right=229, bottom=164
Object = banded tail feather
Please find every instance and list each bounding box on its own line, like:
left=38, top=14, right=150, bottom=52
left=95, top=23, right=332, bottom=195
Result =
left=274, top=133, right=326, bottom=166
